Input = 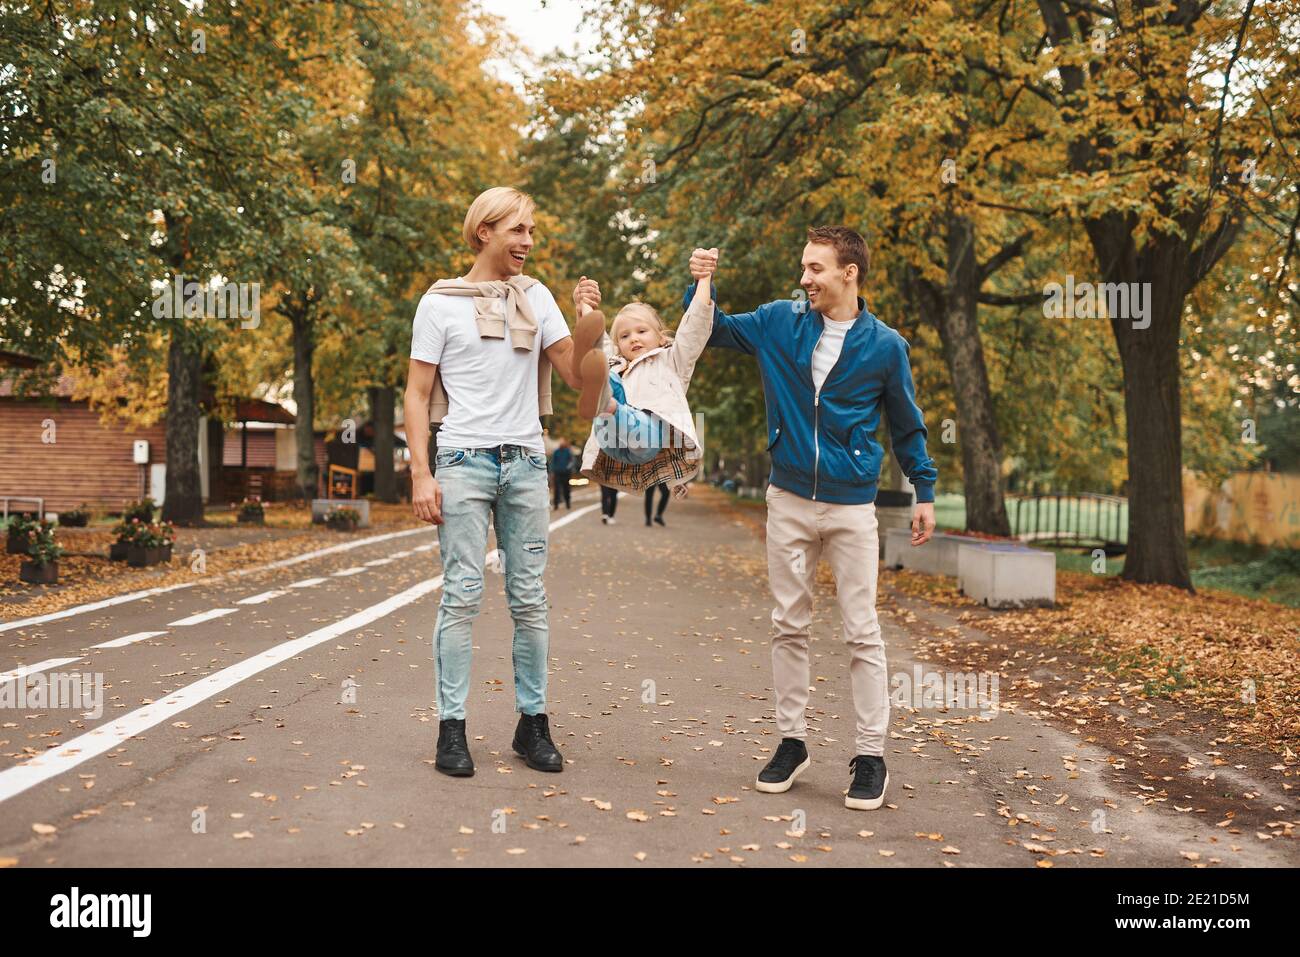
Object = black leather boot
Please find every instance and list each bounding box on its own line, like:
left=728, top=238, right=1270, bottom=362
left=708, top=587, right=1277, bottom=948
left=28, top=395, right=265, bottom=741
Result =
left=435, top=718, right=474, bottom=777
left=512, top=712, right=564, bottom=772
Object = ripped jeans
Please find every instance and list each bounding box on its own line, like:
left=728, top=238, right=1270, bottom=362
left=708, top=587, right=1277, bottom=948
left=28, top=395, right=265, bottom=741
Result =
left=432, top=444, right=551, bottom=719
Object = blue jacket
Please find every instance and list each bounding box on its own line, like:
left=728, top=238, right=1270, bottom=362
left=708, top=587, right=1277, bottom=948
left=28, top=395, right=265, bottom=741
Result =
left=551, top=445, right=574, bottom=473
left=689, top=283, right=937, bottom=505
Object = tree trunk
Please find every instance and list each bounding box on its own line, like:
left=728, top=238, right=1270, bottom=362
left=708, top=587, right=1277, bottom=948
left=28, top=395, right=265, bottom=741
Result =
left=206, top=414, right=225, bottom=504
left=162, top=330, right=205, bottom=525
left=288, top=300, right=318, bottom=501
left=1108, top=247, right=1194, bottom=590
left=933, top=215, right=1011, bottom=536
left=370, top=384, right=397, bottom=503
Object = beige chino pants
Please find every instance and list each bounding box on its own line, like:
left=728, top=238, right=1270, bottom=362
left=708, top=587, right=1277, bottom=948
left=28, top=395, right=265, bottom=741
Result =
left=764, top=482, right=887, bottom=756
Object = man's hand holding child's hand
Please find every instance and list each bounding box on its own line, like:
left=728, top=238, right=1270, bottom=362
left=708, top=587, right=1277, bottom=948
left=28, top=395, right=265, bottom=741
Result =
left=689, top=247, right=718, bottom=281
left=573, top=275, right=601, bottom=316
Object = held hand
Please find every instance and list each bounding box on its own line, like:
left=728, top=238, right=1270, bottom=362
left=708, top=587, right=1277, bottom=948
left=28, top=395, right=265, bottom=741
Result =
left=412, top=473, right=444, bottom=525
left=910, top=502, right=934, bottom=546
left=573, top=276, right=601, bottom=315
left=673, top=483, right=690, bottom=500
left=689, top=247, right=719, bottom=281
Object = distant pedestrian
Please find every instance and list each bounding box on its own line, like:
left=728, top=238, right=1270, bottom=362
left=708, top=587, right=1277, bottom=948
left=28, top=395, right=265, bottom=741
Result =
left=600, top=483, right=618, bottom=524
left=550, top=437, right=573, bottom=510
left=644, top=482, right=668, bottom=527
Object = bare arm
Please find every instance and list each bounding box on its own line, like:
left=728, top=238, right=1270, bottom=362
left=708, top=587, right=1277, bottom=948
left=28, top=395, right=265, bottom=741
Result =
left=546, top=274, right=605, bottom=391
left=403, top=358, right=443, bottom=525
left=545, top=337, right=581, bottom=390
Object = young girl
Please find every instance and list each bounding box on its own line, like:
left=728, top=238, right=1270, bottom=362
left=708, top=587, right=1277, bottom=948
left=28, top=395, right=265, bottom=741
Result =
left=569, top=252, right=717, bottom=500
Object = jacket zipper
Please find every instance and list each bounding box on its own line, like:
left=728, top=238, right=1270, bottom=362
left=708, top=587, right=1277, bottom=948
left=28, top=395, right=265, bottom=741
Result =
left=813, top=389, right=821, bottom=501
left=812, top=326, right=825, bottom=501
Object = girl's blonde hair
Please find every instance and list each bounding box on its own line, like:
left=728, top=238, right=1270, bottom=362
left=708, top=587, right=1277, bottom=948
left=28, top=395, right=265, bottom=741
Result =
left=462, top=186, right=535, bottom=252
left=611, top=302, right=674, bottom=346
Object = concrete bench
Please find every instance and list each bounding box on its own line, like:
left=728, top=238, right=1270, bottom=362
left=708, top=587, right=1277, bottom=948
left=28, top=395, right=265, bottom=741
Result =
left=310, top=498, right=371, bottom=528
left=957, top=542, right=1056, bottom=608
left=883, top=529, right=968, bottom=577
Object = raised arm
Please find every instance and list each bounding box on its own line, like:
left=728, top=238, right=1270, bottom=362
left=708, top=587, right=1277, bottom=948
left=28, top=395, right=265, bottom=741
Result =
left=669, top=252, right=716, bottom=384
left=681, top=248, right=768, bottom=355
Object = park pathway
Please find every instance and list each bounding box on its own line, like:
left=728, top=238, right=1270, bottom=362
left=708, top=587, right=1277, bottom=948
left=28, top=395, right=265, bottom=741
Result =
left=0, top=486, right=1293, bottom=867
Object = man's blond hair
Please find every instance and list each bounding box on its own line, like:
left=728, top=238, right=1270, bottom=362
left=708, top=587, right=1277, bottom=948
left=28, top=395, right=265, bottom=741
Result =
left=462, top=187, right=536, bottom=252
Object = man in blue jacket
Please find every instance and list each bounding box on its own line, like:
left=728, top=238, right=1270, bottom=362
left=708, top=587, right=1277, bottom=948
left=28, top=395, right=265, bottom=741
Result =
left=687, top=226, right=937, bottom=811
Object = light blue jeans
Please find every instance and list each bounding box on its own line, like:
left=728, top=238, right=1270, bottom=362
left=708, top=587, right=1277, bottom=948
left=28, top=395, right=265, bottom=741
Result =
left=594, top=370, right=667, bottom=466
left=432, top=444, right=550, bottom=719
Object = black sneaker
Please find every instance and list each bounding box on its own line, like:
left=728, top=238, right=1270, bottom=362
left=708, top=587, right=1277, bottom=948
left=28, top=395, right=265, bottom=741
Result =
left=513, top=712, right=564, bottom=772
left=755, top=737, right=810, bottom=793
left=654, top=515, right=666, bottom=526
left=435, top=718, right=474, bottom=777
left=845, top=754, right=889, bottom=810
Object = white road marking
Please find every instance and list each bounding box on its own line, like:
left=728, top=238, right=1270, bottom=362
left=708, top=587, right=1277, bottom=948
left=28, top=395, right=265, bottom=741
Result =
left=226, top=526, right=435, bottom=577
left=389, top=550, right=413, bottom=559
left=0, top=582, right=198, bottom=636
left=412, top=544, right=435, bottom=553
left=0, top=525, right=438, bottom=633
left=0, top=657, right=84, bottom=682
left=0, top=576, right=445, bottom=804
left=168, top=608, right=237, bottom=627
left=236, top=590, right=288, bottom=605
left=91, top=631, right=168, bottom=649
left=331, top=567, right=367, bottom=577
left=363, top=558, right=394, bottom=567
left=0, top=502, right=602, bottom=805
left=287, top=577, right=327, bottom=589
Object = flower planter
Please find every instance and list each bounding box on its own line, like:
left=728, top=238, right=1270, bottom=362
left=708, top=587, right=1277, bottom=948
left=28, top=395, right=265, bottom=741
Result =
left=237, top=512, right=265, bottom=525
left=20, top=560, right=58, bottom=585
left=161, top=543, right=173, bottom=563
left=127, top=544, right=164, bottom=567
left=110, top=541, right=130, bottom=562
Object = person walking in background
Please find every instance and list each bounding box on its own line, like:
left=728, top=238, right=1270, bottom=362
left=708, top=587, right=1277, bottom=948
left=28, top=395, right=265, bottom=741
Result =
left=550, top=436, right=573, bottom=510
left=644, top=482, right=668, bottom=527
left=600, top=483, right=619, bottom=524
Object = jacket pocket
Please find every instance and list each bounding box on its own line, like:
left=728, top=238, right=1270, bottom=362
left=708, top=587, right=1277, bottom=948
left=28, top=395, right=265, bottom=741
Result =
left=766, top=415, right=784, bottom=451
left=849, top=424, right=882, bottom=479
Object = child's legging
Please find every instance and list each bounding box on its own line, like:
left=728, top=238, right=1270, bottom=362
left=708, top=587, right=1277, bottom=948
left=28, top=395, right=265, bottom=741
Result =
left=645, top=482, right=668, bottom=523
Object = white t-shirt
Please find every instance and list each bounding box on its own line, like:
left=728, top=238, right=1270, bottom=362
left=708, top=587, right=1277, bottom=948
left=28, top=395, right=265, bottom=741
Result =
left=811, top=316, right=856, bottom=393
left=410, top=282, right=571, bottom=453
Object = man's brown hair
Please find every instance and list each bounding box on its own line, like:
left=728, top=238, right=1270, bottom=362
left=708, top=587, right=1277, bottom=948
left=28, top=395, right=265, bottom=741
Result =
left=807, top=225, right=869, bottom=285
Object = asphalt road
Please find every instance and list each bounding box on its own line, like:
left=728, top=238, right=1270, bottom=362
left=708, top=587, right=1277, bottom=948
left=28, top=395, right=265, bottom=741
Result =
left=0, top=487, right=1293, bottom=867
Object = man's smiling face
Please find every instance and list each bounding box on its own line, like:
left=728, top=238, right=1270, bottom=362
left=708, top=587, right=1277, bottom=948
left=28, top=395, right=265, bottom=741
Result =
left=800, top=241, right=856, bottom=310
left=478, top=213, right=536, bottom=277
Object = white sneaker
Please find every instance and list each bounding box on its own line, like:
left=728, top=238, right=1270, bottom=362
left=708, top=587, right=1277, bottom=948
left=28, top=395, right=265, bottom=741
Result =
left=607, top=517, right=616, bottom=525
